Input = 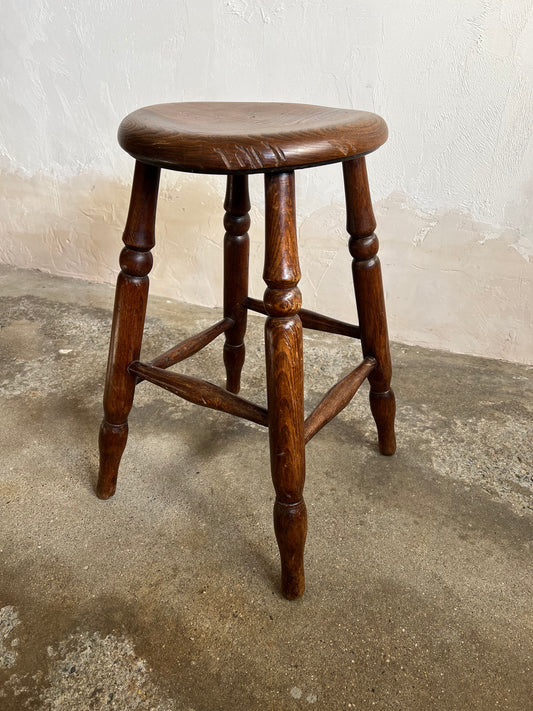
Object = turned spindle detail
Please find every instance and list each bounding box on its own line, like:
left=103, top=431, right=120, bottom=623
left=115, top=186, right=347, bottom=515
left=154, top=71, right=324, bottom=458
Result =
left=98, top=102, right=396, bottom=599
left=223, top=175, right=250, bottom=394
left=343, top=157, right=396, bottom=455
left=97, top=161, right=161, bottom=499
left=264, top=171, right=307, bottom=599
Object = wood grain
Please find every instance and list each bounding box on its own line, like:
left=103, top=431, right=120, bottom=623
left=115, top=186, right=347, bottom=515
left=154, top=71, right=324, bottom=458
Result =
left=147, top=317, right=233, bottom=373
left=223, top=175, right=250, bottom=393
left=129, top=361, right=268, bottom=426
left=343, top=157, right=396, bottom=456
left=304, top=357, right=376, bottom=444
left=118, top=102, right=388, bottom=174
left=97, top=161, right=160, bottom=499
left=245, top=297, right=360, bottom=339
left=264, top=171, right=307, bottom=599
left=97, top=100, right=396, bottom=600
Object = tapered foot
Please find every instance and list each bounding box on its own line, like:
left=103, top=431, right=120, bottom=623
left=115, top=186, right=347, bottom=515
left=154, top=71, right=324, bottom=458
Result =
left=370, top=389, right=396, bottom=455
left=274, top=500, right=307, bottom=599
left=223, top=343, right=246, bottom=394
left=97, top=421, right=128, bottom=499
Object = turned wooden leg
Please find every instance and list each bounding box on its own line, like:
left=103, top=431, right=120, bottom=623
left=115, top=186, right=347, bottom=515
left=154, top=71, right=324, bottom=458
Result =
left=264, top=171, right=307, bottom=599
left=223, top=175, right=250, bottom=394
left=343, top=157, right=396, bottom=456
left=97, top=161, right=161, bottom=498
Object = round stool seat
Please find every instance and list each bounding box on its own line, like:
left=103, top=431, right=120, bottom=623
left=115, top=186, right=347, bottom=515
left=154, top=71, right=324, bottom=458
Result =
left=118, top=102, right=388, bottom=174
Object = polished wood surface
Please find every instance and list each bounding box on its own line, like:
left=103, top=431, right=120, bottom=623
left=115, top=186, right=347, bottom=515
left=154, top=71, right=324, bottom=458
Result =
left=245, top=297, right=361, bottom=339
left=343, top=157, right=396, bottom=456
left=118, top=102, right=388, bottom=174
left=129, top=361, right=268, bottom=426
left=304, top=357, right=376, bottom=444
left=98, top=101, right=396, bottom=600
left=97, top=161, right=160, bottom=499
left=223, top=175, right=250, bottom=393
left=264, top=171, right=307, bottom=599
left=148, top=317, right=233, bottom=372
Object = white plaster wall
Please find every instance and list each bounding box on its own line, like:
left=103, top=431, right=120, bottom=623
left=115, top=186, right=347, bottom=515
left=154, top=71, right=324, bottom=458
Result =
left=1, top=0, right=532, bottom=363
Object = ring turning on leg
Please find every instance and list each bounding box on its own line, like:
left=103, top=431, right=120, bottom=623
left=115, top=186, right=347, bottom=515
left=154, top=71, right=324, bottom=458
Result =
left=223, top=175, right=250, bottom=394
left=97, top=162, right=161, bottom=498
left=264, top=171, right=307, bottom=599
left=343, top=157, right=396, bottom=456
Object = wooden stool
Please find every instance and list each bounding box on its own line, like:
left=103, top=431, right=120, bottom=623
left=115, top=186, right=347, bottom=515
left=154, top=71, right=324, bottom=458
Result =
left=97, top=102, right=396, bottom=599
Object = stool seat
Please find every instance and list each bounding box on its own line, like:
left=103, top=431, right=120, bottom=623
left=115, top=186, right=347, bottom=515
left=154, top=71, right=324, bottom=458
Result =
left=118, top=102, right=388, bottom=174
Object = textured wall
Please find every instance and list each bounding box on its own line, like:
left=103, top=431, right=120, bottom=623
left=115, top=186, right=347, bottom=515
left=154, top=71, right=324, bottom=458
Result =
left=1, top=0, right=532, bottom=363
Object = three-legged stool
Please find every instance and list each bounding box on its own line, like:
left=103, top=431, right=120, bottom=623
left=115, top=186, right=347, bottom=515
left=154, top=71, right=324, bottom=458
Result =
left=97, top=102, right=396, bottom=599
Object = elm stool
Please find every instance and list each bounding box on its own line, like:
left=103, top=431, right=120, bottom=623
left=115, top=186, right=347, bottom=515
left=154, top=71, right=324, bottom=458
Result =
left=97, top=102, right=396, bottom=600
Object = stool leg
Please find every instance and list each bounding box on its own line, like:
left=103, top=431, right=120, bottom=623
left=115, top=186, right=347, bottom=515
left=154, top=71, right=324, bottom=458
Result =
left=264, top=171, right=307, bottom=599
left=97, top=162, right=161, bottom=499
left=343, top=157, right=396, bottom=455
left=223, top=175, right=250, bottom=394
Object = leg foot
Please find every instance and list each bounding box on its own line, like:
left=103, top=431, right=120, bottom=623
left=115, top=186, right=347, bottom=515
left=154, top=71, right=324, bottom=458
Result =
left=274, top=500, right=307, bottom=599
left=369, top=389, right=396, bottom=455
left=223, top=344, right=246, bottom=394
left=97, top=421, right=128, bottom=498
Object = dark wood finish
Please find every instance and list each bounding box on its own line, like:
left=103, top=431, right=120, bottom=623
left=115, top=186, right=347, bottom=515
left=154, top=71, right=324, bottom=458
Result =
left=98, top=101, right=396, bottom=600
left=129, top=361, right=268, bottom=427
left=343, top=157, right=396, bottom=455
left=97, top=161, right=161, bottom=498
left=263, top=171, right=307, bottom=599
left=304, top=357, right=376, bottom=444
left=223, top=175, right=250, bottom=393
left=118, top=102, right=388, bottom=174
left=148, top=317, right=233, bottom=372
left=245, top=297, right=361, bottom=339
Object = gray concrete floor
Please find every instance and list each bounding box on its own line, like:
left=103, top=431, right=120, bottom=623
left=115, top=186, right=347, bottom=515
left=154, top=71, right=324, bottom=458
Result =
left=0, top=264, right=532, bottom=711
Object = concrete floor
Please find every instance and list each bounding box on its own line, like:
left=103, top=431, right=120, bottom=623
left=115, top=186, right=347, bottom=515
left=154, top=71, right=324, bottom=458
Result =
left=0, top=264, right=531, bottom=711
